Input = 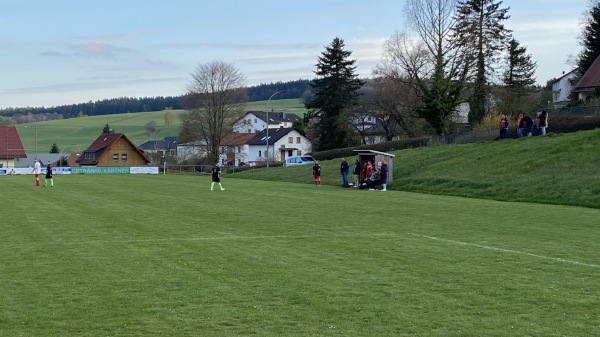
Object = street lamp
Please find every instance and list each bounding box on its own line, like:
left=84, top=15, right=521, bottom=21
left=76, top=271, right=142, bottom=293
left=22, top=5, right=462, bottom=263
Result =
left=265, top=90, right=285, bottom=168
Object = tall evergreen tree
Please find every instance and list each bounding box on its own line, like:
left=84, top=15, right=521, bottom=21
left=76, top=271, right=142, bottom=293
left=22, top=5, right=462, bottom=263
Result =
left=453, top=0, right=511, bottom=124
left=50, top=143, right=59, bottom=153
left=503, top=39, right=537, bottom=91
left=305, top=37, right=365, bottom=151
left=577, top=0, right=600, bottom=74
left=498, top=39, right=537, bottom=115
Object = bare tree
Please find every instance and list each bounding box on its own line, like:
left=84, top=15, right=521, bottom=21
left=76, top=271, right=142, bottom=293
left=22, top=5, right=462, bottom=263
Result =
left=180, top=60, right=247, bottom=165
left=376, top=0, right=471, bottom=135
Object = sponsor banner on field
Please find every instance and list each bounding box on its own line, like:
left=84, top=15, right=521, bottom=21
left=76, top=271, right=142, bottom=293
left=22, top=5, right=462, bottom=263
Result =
left=43, top=167, right=72, bottom=175
left=1, top=167, right=73, bottom=175
left=0, top=169, right=6, bottom=175
left=130, top=166, right=159, bottom=174
left=71, top=166, right=130, bottom=175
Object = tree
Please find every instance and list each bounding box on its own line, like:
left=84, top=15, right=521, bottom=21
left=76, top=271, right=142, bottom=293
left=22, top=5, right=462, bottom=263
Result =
left=145, top=120, right=157, bottom=138
left=577, top=0, right=600, bottom=74
left=102, top=124, right=111, bottom=134
left=498, top=38, right=537, bottom=115
left=50, top=143, right=59, bottom=153
left=180, top=60, right=247, bottom=165
left=453, top=0, right=511, bottom=124
left=376, top=0, right=471, bottom=135
left=305, top=37, right=365, bottom=151
left=164, top=110, right=175, bottom=126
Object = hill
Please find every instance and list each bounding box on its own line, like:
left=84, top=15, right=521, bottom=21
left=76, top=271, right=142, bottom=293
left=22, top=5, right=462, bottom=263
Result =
left=15, top=99, right=307, bottom=153
left=230, top=129, right=600, bottom=209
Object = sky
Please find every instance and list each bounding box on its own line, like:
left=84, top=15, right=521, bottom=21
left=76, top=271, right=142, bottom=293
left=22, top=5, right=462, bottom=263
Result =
left=0, top=0, right=591, bottom=109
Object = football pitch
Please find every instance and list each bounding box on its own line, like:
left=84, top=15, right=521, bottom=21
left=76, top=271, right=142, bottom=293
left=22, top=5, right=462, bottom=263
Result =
left=1, top=174, right=599, bottom=336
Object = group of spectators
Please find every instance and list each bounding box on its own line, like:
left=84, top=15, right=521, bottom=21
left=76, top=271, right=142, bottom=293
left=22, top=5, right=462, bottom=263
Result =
left=499, top=110, right=549, bottom=139
left=312, top=158, right=389, bottom=191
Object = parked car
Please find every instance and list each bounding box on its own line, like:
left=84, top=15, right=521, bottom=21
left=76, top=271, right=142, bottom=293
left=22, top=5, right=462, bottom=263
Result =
left=285, top=155, right=316, bottom=166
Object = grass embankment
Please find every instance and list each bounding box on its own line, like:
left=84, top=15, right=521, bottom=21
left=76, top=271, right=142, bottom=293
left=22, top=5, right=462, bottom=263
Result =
left=231, top=129, right=600, bottom=209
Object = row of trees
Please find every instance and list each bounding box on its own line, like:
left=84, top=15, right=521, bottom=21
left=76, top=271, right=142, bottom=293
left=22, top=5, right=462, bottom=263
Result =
left=176, top=0, right=600, bottom=161
left=305, top=0, right=600, bottom=151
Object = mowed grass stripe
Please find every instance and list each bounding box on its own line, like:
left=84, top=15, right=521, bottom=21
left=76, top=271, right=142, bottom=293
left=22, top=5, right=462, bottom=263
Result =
left=1, top=174, right=599, bottom=336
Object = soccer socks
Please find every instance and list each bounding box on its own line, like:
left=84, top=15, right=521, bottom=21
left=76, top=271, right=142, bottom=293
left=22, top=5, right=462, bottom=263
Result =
left=44, top=178, right=54, bottom=187
left=210, top=182, right=224, bottom=191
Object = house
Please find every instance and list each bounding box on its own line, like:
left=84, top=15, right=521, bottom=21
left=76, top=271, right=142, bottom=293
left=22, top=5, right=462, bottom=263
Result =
left=176, top=133, right=258, bottom=165
left=0, top=126, right=27, bottom=168
left=232, top=111, right=301, bottom=133
left=176, top=139, right=207, bottom=163
left=572, top=55, right=600, bottom=102
left=550, top=69, right=578, bottom=105
left=219, top=132, right=257, bottom=166
left=246, top=127, right=311, bottom=164
left=138, top=136, right=178, bottom=164
left=75, top=132, right=150, bottom=166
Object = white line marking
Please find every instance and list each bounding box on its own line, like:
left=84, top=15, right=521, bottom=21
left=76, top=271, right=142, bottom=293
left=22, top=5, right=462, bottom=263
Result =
left=411, top=233, right=600, bottom=269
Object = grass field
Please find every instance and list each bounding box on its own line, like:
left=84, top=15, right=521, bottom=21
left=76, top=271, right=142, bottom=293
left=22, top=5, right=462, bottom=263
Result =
left=1, top=174, right=599, bottom=336
left=15, top=99, right=306, bottom=154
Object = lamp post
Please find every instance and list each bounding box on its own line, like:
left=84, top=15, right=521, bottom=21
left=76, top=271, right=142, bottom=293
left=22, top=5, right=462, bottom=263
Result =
left=265, top=90, right=285, bottom=168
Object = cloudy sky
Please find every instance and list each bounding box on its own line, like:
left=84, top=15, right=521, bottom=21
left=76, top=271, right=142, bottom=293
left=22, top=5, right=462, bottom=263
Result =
left=0, top=0, right=590, bottom=109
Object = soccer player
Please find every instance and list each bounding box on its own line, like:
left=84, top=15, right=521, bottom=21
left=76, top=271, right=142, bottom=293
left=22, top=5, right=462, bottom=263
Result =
left=210, top=162, right=225, bottom=191
left=312, top=160, right=321, bottom=187
left=32, top=159, right=42, bottom=186
left=44, top=160, right=54, bottom=187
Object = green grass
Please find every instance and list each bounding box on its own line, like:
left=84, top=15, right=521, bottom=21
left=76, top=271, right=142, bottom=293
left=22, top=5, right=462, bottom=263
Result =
left=15, top=99, right=306, bottom=154
left=1, top=174, right=599, bottom=336
left=232, top=129, right=600, bottom=209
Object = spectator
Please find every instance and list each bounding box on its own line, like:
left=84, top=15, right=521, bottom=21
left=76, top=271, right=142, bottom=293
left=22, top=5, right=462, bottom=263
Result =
left=340, top=158, right=349, bottom=187
left=516, top=113, right=524, bottom=138
left=539, top=110, right=548, bottom=135
left=523, top=115, right=534, bottom=137
left=379, top=160, right=388, bottom=191
left=352, top=159, right=360, bottom=188
left=499, top=114, right=509, bottom=139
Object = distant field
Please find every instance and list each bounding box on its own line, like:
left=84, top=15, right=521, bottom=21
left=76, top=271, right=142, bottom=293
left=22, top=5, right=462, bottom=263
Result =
left=15, top=99, right=306, bottom=154
left=1, top=174, right=599, bottom=336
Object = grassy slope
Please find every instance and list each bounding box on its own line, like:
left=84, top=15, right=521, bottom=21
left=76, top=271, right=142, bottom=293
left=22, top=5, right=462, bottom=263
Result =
left=230, top=129, right=600, bottom=209
left=15, top=99, right=306, bottom=153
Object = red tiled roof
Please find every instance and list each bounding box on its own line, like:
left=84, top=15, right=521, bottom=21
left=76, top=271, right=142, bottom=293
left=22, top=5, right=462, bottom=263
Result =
left=220, top=132, right=257, bottom=146
left=0, top=126, right=27, bottom=158
left=573, top=54, right=600, bottom=92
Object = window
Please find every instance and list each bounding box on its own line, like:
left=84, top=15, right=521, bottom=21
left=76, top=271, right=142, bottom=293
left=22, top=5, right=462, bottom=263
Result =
left=296, top=137, right=301, bottom=144
left=297, top=150, right=302, bottom=155
left=288, top=137, right=293, bottom=143
left=237, top=147, right=241, bottom=153
left=259, top=150, right=262, bottom=157
left=113, top=153, right=118, bottom=161
left=254, top=119, right=257, bottom=123
left=84, top=152, right=95, bottom=159
left=121, top=153, right=127, bottom=161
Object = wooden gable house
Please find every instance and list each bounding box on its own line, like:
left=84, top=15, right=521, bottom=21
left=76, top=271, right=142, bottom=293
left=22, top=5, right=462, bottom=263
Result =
left=76, top=132, right=150, bottom=166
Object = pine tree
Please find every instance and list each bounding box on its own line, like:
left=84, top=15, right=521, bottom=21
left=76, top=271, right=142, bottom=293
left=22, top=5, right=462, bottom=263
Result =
left=453, top=0, right=511, bottom=124
left=503, top=39, right=537, bottom=91
left=50, top=143, right=59, bottom=153
left=577, top=1, right=600, bottom=74
left=499, top=39, right=537, bottom=115
left=305, top=37, right=365, bottom=151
